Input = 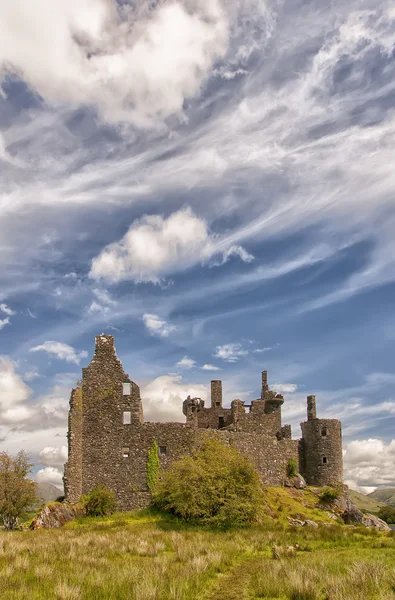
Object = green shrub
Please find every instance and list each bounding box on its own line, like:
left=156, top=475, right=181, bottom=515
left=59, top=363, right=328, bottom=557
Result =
left=377, top=505, right=395, bottom=524
left=319, top=487, right=340, bottom=504
left=82, top=485, right=116, bottom=517
left=147, top=441, right=160, bottom=493
left=153, top=437, right=264, bottom=528
left=287, top=458, right=298, bottom=478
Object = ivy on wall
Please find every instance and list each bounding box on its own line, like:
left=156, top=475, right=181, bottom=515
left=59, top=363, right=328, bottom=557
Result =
left=147, top=441, right=160, bottom=493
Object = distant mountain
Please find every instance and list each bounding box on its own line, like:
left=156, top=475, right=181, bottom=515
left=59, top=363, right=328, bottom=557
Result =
left=368, top=488, right=395, bottom=509
left=35, top=482, right=63, bottom=504
left=349, top=489, right=386, bottom=514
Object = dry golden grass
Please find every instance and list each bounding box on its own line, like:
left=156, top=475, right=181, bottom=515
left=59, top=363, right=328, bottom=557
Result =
left=0, top=499, right=394, bottom=599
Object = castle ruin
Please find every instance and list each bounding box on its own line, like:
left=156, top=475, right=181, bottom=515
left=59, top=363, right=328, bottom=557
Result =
left=64, top=335, right=343, bottom=509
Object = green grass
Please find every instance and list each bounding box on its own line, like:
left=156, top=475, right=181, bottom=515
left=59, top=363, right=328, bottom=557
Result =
left=1, top=489, right=394, bottom=599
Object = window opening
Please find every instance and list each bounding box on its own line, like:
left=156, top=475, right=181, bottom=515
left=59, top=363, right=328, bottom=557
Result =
left=218, top=417, right=225, bottom=429
left=123, top=383, right=131, bottom=395
left=159, top=446, right=167, bottom=455
left=321, top=427, right=327, bottom=437
left=216, top=402, right=220, bottom=407
left=123, top=447, right=130, bottom=458
left=123, top=411, right=131, bottom=425
left=323, top=457, right=327, bottom=464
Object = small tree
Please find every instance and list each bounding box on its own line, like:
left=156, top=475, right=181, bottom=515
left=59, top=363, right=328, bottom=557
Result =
left=147, top=441, right=160, bottom=493
left=0, top=451, right=37, bottom=530
left=82, top=485, right=116, bottom=517
left=153, top=438, right=264, bottom=527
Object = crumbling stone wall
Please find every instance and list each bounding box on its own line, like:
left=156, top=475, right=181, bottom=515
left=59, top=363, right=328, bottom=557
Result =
left=63, top=387, right=82, bottom=503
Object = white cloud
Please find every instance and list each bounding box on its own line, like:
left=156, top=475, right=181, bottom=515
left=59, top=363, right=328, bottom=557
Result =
left=29, top=341, right=88, bottom=364
left=87, top=300, right=109, bottom=315
left=344, top=438, right=395, bottom=490
left=142, top=313, right=176, bottom=338
left=0, top=356, right=33, bottom=424
left=272, top=383, right=298, bottom=393
left=176, top=356, right=196, bottom=369
left=0, top=0, right=229, bottom=127
left=211, top=245, right=254, bottom=267
left=201, top=364, right=221, bottom=371
left=253, top=347, right=272, bottom=353
left=214, top=343, right=248, bottom=362
left=0, top=303, right=15, bottom=316
left=0, top=317, right=10, bottom=330
left=36, top=466, right=64, bottom=487
left=39, top=445, right=68, bottom=469
left=141, top=374, right=208, bottom=422
left=90, top=207, right=253, bottom=283
left=92, top=288, right=117, bottom=306
left=24, top=370, right=40, bottom=382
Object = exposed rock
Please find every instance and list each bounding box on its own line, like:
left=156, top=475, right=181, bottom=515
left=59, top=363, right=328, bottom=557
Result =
left=287, top=517, right=305, bottom=527
left=304, top=519, right=318, bottom=528
left=362, top=514, right=391, bottom=531
left=30, top=503, right=85, bottom=529
left=284, top=474, right=307, bottom=489
left=326, top=512, right=338, bottom=520
left=342, top=506, right=364, bottom=524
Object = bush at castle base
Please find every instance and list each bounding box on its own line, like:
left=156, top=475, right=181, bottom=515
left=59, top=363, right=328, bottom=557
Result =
left=153, top=438, right=264, bottom=528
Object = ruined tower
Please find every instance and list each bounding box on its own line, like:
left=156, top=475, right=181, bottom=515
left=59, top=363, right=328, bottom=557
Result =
left=300, top=395, right=343, bottom=485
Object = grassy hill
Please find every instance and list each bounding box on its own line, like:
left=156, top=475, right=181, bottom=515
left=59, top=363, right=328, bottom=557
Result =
left=3, top=487, right=393, bottom=600
left=368, top=488, right=395, bottom=508
left=349, top=489, right=387, bottom=514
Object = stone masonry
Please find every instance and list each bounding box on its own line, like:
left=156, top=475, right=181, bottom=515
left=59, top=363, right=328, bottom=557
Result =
left=64, top=335, right=343, bottom=510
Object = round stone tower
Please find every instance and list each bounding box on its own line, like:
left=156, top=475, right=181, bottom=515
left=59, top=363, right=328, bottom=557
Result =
left=300, top=395, right=343, bottom=486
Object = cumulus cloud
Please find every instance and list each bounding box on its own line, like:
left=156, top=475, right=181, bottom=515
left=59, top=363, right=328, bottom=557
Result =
left=201, top=364, right=221, bottom=371
left=214, top=343, right=248, bottom=362
left=90, top=207, right=253, bottom=283
left=176, top=356, right=196, bottom=369
left=141, top=374, right=208, bottom=422
left=0, top=303, right=15, bottom=316
left=0, top=356, right=33, bottom=424
left=36, top=466, right=64, bottom=487
left=344, top=438, right=395, bottom=491
left=142, top=313, right=176, bottom=338
left=39, top=445, right=68, bottom=469
left=0, top=0, right=229, bottom=127
left=29, top=341, right=88, bottom=364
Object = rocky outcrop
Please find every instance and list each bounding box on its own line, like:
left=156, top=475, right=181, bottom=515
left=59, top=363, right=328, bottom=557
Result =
left=30, top=503, right=85, bottom=529
left=284, top=474, right=307, bottom=489
left=362, top=514, right=391, bottom=531
left=287, top=517, right=318, bottom=527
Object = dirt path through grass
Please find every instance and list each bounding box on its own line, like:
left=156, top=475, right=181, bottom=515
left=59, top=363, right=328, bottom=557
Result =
left=207, top=556, right=265, bottom=600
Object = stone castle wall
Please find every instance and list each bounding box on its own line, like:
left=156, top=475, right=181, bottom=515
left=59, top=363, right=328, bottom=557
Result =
left=63, top=387, right=82, bottom=503
left=64, top=334, right=343, bottom=510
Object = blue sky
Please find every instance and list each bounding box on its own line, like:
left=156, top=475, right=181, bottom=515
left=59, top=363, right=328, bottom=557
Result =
left=0, top=0, right=395, bottom=492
